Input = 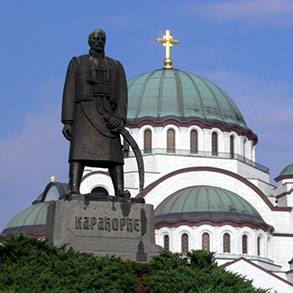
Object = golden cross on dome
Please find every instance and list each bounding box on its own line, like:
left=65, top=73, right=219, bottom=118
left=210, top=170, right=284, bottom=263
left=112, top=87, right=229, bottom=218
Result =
left=50, top=175, right=56, bottom=182
left=156, top=29, right=179, bottom=69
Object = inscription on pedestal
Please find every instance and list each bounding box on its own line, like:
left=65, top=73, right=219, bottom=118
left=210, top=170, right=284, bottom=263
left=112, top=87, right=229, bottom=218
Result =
left=46, top=200, right=161, bottom=262
left=64, top=201, right=143, bottom=239
left=75, top=216, right=140, bottom=232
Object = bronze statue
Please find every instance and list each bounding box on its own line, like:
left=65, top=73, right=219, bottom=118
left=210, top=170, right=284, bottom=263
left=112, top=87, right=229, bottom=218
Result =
left=62, top=29, right=130, bottom=198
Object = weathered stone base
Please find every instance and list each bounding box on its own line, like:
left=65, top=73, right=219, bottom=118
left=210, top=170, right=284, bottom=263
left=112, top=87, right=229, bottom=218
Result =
left=46, top=199, right=161, bottom=262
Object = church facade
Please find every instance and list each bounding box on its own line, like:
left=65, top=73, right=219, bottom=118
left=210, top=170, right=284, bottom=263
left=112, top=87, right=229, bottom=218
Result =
left=2, top=31, right=293, bottom=292
left=78, top=66, right=293, bottom=292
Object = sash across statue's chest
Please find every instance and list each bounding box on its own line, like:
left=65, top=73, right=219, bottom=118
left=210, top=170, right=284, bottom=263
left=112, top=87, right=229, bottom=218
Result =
left=87, top=56, right=112, bottom=96
left=78, top=56, right=117, bottom=138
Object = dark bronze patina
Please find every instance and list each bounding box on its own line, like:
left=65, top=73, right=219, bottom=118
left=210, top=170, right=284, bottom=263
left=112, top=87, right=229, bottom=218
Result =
left=62, top=29, right=132, bottom=199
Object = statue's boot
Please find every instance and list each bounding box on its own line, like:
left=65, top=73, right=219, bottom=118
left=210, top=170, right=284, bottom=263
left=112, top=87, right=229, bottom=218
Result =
left=109, top=164, right=130, bottom=199
left=69, top=161, right=84, bottom=197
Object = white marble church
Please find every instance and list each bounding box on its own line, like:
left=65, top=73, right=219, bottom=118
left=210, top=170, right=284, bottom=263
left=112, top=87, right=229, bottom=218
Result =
left=2, top=30, right=293, bottom=292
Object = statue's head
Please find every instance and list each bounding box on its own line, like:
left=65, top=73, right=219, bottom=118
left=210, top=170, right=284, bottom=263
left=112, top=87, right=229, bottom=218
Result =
left=88, top=29, right=106, bottom=53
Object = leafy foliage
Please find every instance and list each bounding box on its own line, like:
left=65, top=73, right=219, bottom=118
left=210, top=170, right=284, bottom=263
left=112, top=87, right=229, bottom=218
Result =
left=0, top=234, right=137, bottom=292
left=0, top=235, right=268, bottom=292
left=145, top=250, right=268, bottom=293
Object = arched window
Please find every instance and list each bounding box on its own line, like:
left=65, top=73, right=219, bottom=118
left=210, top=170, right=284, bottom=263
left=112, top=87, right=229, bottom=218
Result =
left=252, top=145, right=256, bottom=162
left=202, top=233, right=210, bottom=251
left=257, top=236, right=262, bottom=256
left=167, top=129, right=175, bottom=153
left=164, top=235, right=169, bottom=250
left=123, top=138, right=129, bottom=158
left=212, top=132, right=218, bottom=156
left=243, top=139, right=247, bottom=159
left=230, top=135, right=235, bottom=159
left=242, top=235, right=248, bottom=254
left=223, top=233, right=231, bottom=253
left=181, top=233, right=189, bottom=252
left=144, top=129, right=152, bottom=154
left=190, top=130, right=198, bottom=154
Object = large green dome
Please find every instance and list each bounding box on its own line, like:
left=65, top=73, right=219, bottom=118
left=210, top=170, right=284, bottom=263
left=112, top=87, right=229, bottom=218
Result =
left=155, top=186, right=271, bottom=231
left=127, top=69, right=247, bottom=128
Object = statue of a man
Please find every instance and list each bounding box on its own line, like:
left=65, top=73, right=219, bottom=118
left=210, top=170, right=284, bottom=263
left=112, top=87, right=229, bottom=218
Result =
left=62, top=29, right=129, bottom=198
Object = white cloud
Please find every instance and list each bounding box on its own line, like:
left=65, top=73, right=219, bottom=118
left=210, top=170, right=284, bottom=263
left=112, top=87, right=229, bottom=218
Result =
left=1, top=108, right=61, bottom=163
left=258, top=108, right=293, bottom=123
left=184, top=0, right=293, bottom=24
left=0, top=105, right=68, bottom=195
left=0, top=105, right=69, bottom=232
left=273, top=108, right=293, bottom=122
left=202, top=69, right=293, bottom=123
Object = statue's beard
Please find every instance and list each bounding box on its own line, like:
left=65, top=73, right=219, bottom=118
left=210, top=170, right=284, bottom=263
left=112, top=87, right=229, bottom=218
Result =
left=90, top=45, right=104, bottom=53
left=89, top=48, right=105, bottom=58
left=94, top=48, right=104, bottom=53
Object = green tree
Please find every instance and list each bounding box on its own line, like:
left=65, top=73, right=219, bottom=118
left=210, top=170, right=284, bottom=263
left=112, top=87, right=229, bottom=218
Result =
left=0, top=234, right=137, bottom=292
left=0, top=235, right=268, bottom=292
left=145, top=250, right=268, bottom=293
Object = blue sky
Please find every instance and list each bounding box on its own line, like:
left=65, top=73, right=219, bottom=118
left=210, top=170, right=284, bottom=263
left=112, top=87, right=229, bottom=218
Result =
left=0, top=0, right=293, bottom=232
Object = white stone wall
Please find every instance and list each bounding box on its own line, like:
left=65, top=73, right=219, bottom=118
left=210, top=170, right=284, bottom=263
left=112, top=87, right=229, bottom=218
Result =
left=275, top=179, right=293, bottom=194
left=83, top=156, right=269, bottom=198
left=248, top=178, right=275, bottom=196
left=79, top=122, right=293, bottom=280
left=272, top=178, right=293, bottom=208
left=123, top=153, right=269, bottom=191
left=225, top=259, right=293, bottom=293
left=81, top=160, right=293, bottom=270
left=80, top=172, right=114, bottom=195
left=81, top=123, right=267, bottom=197
left=272, top=236, right=293, bottom=271
left=143, top=170, right=282, bottom=226
left=277, top=195, right=288, bottom=207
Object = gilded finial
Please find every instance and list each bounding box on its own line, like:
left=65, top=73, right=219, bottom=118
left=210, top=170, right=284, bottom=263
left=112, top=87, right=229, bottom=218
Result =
left=50, top=175, right=56, bottom=182
left=156, top=29, right=179, bottom=69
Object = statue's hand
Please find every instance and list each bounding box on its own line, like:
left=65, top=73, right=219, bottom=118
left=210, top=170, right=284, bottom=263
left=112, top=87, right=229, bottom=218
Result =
left=62, top=123, right=72, bottom=140
left=106, top=117, right=124, bottom=132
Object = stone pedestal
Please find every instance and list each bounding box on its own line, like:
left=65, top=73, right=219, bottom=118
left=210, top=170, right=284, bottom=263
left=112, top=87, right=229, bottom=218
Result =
left=46, top=199, right=161, bottom=262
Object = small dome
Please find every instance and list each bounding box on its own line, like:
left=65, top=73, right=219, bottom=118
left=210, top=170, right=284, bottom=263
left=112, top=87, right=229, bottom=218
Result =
left=0, top=181, right=68, bottom=240
left=127, top=69, right=247, bottom=128
left=0, top=202, right=50, bottom=239
left=279, top=164, right=293, bottom=177
left=155, top=186, right=271, bottom=231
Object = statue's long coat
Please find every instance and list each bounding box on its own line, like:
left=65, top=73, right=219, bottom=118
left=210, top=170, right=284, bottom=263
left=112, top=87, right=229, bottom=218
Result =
left=62, top=53, right=127, bottom=167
